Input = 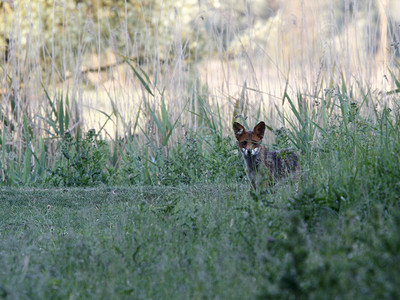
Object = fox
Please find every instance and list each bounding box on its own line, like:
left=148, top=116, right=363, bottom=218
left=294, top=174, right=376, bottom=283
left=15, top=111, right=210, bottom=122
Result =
left=233, top=121, right=300, bottom=190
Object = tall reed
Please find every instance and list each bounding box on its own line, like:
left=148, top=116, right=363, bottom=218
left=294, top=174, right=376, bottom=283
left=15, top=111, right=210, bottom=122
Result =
left=0, top=0, right=398, bottom=185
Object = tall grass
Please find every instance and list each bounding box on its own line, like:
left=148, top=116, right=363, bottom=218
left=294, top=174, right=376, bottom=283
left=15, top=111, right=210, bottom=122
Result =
left=0, top=0, right=399, bottom=186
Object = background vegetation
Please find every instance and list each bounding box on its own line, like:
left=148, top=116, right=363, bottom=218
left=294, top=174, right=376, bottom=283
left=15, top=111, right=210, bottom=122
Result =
left=1, top=0, right=399, bottom=187
left=0, top=0, right=400, bottom=298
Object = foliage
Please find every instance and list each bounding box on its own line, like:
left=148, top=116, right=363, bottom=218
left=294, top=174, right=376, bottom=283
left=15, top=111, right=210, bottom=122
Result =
left=1, top=70, right=400, bottom=298
left=119, top=125, right=244, bottom=186
left=254, top=71, right=397, bottom=222
left=47, top=129, right=113, bottom=187
left=0, top=185, right=399, bottom=299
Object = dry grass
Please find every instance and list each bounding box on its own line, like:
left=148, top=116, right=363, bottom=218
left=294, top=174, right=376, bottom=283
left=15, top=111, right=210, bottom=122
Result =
left=0, top=0, right=399, bottom=156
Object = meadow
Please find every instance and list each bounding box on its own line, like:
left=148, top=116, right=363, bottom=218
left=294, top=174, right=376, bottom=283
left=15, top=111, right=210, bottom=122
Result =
left=1, top=0, right=400, bottom=298
left=1, top=181, right=399, bottom=299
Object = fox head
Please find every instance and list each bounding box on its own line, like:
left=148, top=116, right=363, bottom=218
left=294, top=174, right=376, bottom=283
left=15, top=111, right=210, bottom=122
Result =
left=233, top=121, right=266, bottom=158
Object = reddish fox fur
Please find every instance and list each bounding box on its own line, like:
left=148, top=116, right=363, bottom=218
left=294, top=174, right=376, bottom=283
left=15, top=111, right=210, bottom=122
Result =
left=233, top=121, right=300, bottom=190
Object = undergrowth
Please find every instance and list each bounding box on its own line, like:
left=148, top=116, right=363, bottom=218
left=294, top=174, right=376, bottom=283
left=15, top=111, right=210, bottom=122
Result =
left=0, top=66, right=399, bottom=215
left=1, top=72, right=400, bottom=298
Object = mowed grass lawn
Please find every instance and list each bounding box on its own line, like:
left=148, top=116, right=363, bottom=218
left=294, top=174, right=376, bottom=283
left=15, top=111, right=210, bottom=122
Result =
left=1, top=184, right=399, bottom=299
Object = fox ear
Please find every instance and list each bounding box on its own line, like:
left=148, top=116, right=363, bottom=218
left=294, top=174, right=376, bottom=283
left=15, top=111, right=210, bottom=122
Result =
left=233, top=122, right=245, bottom=138
left=253, top=122, right=266, bottom=139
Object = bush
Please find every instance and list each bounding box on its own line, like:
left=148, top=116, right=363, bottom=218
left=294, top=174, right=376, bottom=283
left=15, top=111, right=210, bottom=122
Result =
left=46, top=129, right=114, bottom=186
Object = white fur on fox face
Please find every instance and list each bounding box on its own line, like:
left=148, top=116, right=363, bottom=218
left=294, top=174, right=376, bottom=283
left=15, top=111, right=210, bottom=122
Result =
left=251, top=147, right=260, bottom=155
left=241, top=147, right=259, bottom=157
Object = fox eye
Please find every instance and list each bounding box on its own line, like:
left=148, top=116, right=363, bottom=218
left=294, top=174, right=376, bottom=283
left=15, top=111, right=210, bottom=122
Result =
left=240, top=141, right=247, bottom=147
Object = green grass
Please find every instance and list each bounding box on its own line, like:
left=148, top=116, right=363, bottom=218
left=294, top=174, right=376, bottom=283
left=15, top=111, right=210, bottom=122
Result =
left=1, top=3, right=400, bottom=297
left=0, top=182, right=399, bottom=299
left=1, top=69, right=400, bottom=298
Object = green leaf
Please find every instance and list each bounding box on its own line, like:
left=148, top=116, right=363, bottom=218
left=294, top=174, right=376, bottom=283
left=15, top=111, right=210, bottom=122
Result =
left=58, top=96, right=64, bottom=137
left=121, top=55, right=154, bottom=97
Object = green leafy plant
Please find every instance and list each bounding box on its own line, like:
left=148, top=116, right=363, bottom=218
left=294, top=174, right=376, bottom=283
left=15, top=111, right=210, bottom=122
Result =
left=47, top=129, right=112, bottom=186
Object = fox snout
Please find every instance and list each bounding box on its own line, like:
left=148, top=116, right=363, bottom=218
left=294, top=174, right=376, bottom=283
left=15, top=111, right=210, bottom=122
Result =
left=242, top=146, right=260, bottom=158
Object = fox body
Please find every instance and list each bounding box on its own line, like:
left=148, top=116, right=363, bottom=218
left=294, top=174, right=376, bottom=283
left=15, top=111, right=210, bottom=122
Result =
left=233, top=121, right=300, bottom=190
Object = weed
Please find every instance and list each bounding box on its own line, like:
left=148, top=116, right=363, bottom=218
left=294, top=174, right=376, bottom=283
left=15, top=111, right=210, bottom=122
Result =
left=47, top=129, right=113, bottom=186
